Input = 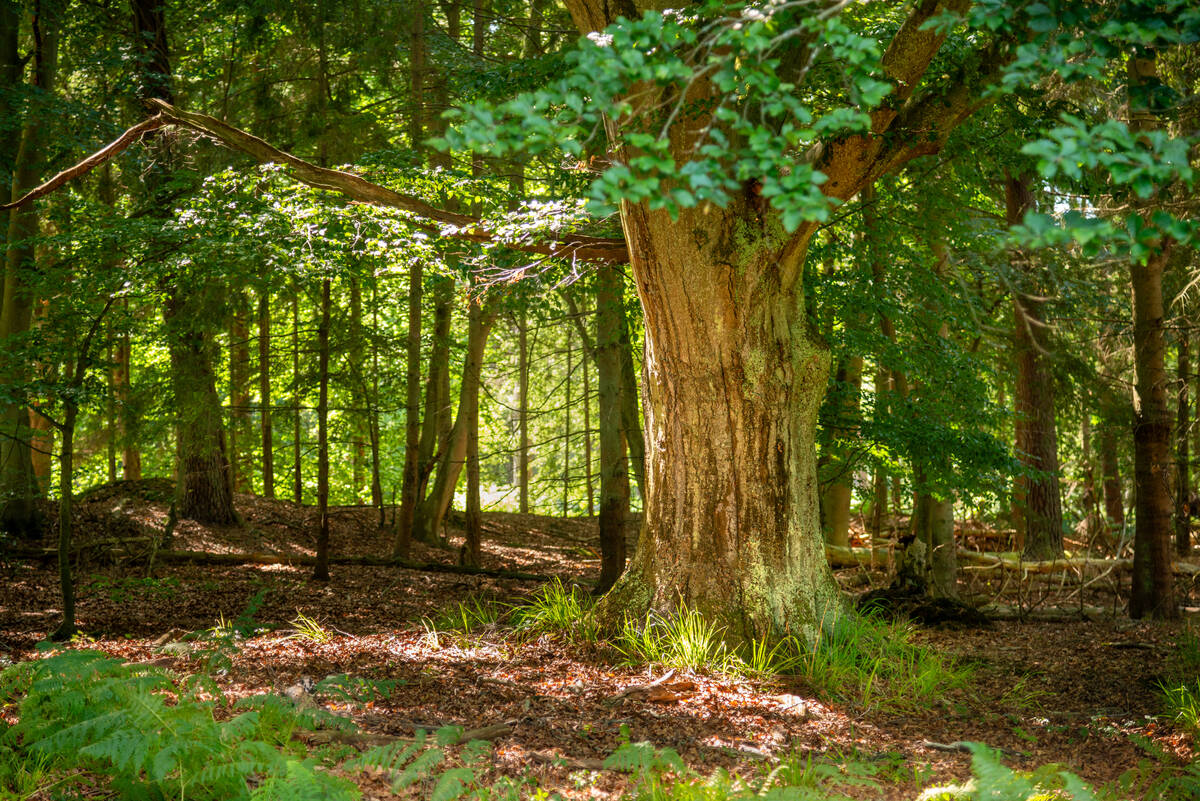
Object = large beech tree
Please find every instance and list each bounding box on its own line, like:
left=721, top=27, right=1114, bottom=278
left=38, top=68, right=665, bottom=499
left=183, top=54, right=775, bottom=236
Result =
left=7, top=0, right=1198, bottom=637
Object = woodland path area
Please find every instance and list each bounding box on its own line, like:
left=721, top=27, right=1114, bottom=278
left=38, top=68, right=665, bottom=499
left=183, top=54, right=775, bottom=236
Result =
left=2, top=482, right=1198, bottom=799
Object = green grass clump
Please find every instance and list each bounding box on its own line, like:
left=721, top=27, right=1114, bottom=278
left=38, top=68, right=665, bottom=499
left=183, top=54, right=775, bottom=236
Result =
left=792, top=612, right=971, bottom=712
left=614, top=608, right=733, bottom=672
left=1158, top=626, right=1200, bottom=735
left=510, top=578, right=599, bottom=643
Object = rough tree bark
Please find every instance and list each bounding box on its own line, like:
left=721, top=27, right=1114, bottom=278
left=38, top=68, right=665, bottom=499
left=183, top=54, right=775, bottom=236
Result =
left=1007, top=172, right=1064, bottom=560
left=132, top=0, right=236, bottom=524
left=1, top=0, right=57, bottom=538
left=1128, top=50, right=1177, bottom=620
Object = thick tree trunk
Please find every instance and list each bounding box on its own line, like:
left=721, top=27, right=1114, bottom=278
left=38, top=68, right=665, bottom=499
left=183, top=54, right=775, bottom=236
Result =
left=1176, top=330, right=1190, bottom=556
left=166, top=292, right=237, bottom=525
left=0, top=4, right=57, bottom=538
left=314, top=279, right=331, bottom=581
left=1128, top=51, right=1177, bottom=620
left=394, top=262, right=423, bottom=558
left=595, top=265, right=630, bottom=594
left=412, top=301, right=495, bottom=544
left=598, top=203, right=838, bottom=641
left=258, top=290, right=274, bottom=499
left=1130, top=245, right=1177, bottom=619
left=1007, top=173, right=1064, bottom=560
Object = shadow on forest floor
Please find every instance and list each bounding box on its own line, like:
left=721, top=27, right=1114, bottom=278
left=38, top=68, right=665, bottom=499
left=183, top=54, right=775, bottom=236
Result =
left=1, top=482, right=1198, bottom=799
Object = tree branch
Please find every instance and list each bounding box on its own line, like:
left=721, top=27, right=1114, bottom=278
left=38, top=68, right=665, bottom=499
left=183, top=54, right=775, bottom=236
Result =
left=2, top=103, right=630, bottom=263
left=0, top=115, right=168, bottom=211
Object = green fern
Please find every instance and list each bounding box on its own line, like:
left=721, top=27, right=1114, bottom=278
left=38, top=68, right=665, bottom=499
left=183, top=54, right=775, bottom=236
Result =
left=0, top=650, right=357, bottom=800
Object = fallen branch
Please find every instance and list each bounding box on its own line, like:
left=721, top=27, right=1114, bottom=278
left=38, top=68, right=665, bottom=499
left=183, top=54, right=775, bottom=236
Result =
left=529, top=750, right=608, bottom=771
left=825, top=544, right=892, bottom=568
left=297, top=722, right=512, bottom=748
left=1, top=104, right=629, bottom=263
left=957, top=548, right=1200, bottom=576
left=5, top=546, right=556, bottom=582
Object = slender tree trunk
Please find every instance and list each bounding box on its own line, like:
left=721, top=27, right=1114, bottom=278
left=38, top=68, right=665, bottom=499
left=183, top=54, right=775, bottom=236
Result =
left=394, top=262, right=423, bottom=557
left=1100, top=421, right=1125, bottom=528
left=595, top=265, right=630, bottom=594
left=292, top=289, right=303, bottom=504
left=1081, top=413, right=1102, bottom=546
left=1176, top=329, right=1190, bottom=555
left=314, top=279, right=331, bottom=581
left=1007, top=172, right=1064, bottom=560
left=52, top=404, right=76, bottom=640
left=1130, top=246, right=1177, bottom=618
left=412, top=301, right=496, bottom=544
left=871, top=364, right=889, bottom=538
left=1128, top=51, right=1177, bottom=620
left=416, top=278, right=452, bottom=503
left=563, top=325, right=571, bottom=517
left=821, top=356, right=863, bottom=548
left=517, top=308, right=530, bottom=513
left=904, top=241, right=958, bottom=600
left=258, top=290, right=274, bottom=499
left=106, top=339, right=117, bottom=482
left=349, top=277, right=366, bottom=502
left=582, top=333, right=594, bottom=516
left=617, top=289, right=646, bottom=503
left=369, top=280, right=383, bottom=522
left=462, top=301, right=487, bottom=568
left=228, top=292, right=251, bottom=492
left=115, top=302, right=140, bottom=480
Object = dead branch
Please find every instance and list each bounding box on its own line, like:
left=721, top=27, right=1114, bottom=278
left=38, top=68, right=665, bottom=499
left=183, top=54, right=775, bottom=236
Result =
left=1, top=104, right=629, bottom=263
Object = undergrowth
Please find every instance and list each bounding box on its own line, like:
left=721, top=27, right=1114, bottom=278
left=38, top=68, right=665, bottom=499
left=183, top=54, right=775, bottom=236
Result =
left=0, top=647, right=1177, bottom=801
left=0, top=649, right=359, bottom=800
left=1158, top=626, right=1200, bottom=736
left=423, top=583, right=969, bottom=713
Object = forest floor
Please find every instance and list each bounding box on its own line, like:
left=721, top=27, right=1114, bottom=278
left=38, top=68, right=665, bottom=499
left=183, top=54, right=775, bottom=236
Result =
left=2, top=481, right=1199, bottom=799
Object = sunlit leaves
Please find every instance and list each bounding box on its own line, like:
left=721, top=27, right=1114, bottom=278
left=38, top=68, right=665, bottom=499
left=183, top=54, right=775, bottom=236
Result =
left=439, top=1, right=897, bottom=232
